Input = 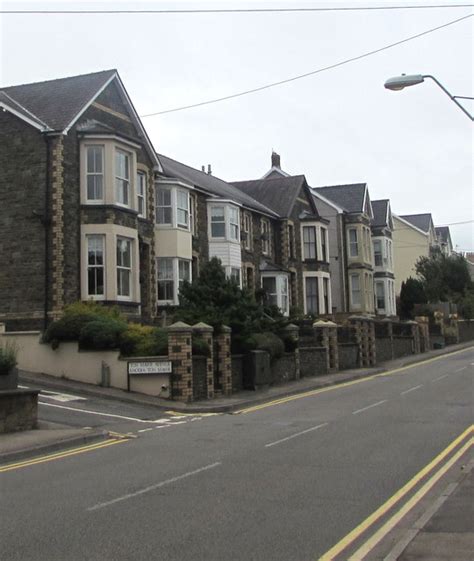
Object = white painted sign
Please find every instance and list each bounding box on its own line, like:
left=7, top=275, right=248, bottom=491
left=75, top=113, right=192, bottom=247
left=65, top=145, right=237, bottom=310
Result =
left=128, top=361, right=172, bottom=375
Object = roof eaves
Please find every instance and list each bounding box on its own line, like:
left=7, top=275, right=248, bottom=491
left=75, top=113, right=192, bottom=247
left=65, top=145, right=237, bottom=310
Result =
left=0, top=91, right=51, bottom=131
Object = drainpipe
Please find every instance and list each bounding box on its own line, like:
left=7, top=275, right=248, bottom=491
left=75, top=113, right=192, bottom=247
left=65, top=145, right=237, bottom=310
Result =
left=42, top=134, right=51, bottom=332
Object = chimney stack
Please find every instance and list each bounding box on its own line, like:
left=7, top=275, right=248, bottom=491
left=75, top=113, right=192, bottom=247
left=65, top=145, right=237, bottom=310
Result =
left=201, top=165, right=206, bottom=172
left=271, top=151, right=281, bottom=169
left=207, top=164, right=212, bottom=175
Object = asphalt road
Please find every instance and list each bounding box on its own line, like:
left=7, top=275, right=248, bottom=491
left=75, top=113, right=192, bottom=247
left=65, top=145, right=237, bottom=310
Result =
left=2, top=348, right=473, bottom=561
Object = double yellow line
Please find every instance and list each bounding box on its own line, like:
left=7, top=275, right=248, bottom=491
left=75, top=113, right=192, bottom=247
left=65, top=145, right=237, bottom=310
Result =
left=236, top=346, right=473, bottom=415
left=0, top=438, right=127, bottom=473
left=318, top=424, right=474, bottom=560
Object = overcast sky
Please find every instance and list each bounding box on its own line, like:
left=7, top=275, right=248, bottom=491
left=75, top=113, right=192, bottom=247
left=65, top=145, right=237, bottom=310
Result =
left=2, top=0, right=473, bottom=250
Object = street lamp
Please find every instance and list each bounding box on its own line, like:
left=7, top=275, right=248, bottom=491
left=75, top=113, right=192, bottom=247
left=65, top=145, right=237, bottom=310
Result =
left=384, top=74, right=473, bottom=121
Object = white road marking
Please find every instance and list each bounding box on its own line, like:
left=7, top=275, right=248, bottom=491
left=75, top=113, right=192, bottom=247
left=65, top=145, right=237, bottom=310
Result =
left=137, top=428, right=154, bottom=433
left=87, top=462, right=222, bottom=511
left=19, top=385, right=86, bottom=402
left=454, top=366, right=467, bottom=372
left=265, top=423, right=328, bottom=448
left=352, top=400, right=387, bottom=415
left=433, top=373, right=450, bottom=382
left=400, top=385, right=422, bottom=395
left=39, top=402, right=174, bottom=424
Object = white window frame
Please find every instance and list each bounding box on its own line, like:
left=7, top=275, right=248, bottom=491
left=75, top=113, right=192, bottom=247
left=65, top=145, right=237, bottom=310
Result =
left=190, top=193, right=198, bottom=236
left=305, top=276, right=319, bottom=316
left=86, top=234, right=105, bottom=299
left=115, top=148, right=131, bottom=207
left=348, top=228, right=359, bottom=258
left=136, top=171, right=147, bottom=218
left=177, top=189, right=190, bottom=229
left=373, top=239, right=383, bottom=267
left=243, top=212, right=252, bottom=250
left=302, top=225, right=317, bottom=260
left=229, top=207, right=240, bottom=241
left=156, top=186, right=173, bottom=226
left=210, top=205, right=226, bottom=239
left=116, top=236, right=132, bottom=300
left=261, top=218, right=271, bottom=255
left=261, top=274, right=290, bottom=316
left=350, top=273, right=361, bottom=309
left=375, top=281, right=386, bottom=312
left=157, top=257, right=175, bottom=304
left=230, top=267, right=241, bottom=285
left=85, top=145, right=104, bottom=203
left=321, top=227, right=328, bottom=262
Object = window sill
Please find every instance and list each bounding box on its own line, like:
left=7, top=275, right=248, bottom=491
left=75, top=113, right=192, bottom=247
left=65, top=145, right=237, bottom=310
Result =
left=81, top=204, right=139, bottom=216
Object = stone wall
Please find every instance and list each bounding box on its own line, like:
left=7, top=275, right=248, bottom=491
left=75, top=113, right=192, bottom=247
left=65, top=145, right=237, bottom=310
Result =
left=231, top=355, right=244, bottom=392
left=192, top=356, right=208, bottom=401
left=0, top=389, right=39, bottom=433
left=338, top=343, right=359, bottom=370
left=458, top=320, right=474, bottom=343
left=392, top=336, right=414, bottom=358
left=375, top=337, right=393, bottom=363
left=300, top=347, right=328, bottom=377
left=272, top=353, right=297, bottom=384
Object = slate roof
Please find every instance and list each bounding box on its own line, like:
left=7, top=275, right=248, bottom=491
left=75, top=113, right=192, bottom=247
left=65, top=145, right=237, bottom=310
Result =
left=313, top=183, right=367, bottom=213
left=1, top=69, right=117, bottom=131
left=0, top=91, right=47, bottom=128
left=435, top=226, right=451, bottom=244
left=371, top=199, right=390, bottom=228
left=399, top=213, right=433, bottom=233
left=231, top=175, right=308, bottom=218
left=158, top=154, right=278, bottom=217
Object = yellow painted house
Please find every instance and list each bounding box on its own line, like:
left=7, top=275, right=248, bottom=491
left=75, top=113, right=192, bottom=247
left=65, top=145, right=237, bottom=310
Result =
left=392, top=213, right=438, bottom=295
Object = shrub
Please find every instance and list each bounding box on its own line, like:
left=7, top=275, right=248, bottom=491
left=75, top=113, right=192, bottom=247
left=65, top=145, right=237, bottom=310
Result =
left=192, top=336, right=211, bottom=357
left=0, top=341, right=17, bottom=375
left=43, top=301, right=126, bottom=348
left=241, top=332, right=285, bottom=362
left=281, top=333, right=298, bottom=353
left=78, top=318, right=127, bottom=350
left=119, top=323, right=168, bottom=357
left=458, top=291, right=474, bottom=320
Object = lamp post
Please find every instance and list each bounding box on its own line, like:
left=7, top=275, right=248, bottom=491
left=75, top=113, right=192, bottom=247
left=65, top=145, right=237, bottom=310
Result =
left=384, top=74, right=473, bottom=121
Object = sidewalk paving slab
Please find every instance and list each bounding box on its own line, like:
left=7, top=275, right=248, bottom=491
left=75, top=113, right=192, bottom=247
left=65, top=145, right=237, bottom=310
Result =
left=0, top=421, right=109, bottom=465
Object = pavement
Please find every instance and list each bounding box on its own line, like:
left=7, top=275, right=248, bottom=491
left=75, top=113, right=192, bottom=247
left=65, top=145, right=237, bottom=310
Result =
left=1, top=341, right=473, bottom=560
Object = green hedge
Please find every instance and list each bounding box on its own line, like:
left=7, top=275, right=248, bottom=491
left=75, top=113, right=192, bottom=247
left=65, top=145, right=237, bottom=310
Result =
left=0, top=342, right=17, bottom=375
left=240, top=332, right=285, bottom=361
left=119, top=323, right=168, bottom=357
left=78, top=318, right=128, bottom=351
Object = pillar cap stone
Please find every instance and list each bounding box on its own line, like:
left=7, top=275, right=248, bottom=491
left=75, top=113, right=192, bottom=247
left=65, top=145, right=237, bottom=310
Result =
left=219, top=325, right=231, bottom=333
left=283, top=323, right=298, bottom=331
left=167, top=321, right=192, bottom=332
left=313, top=320, right=330, bottom=327
left=192, top=322, right=213, bottom=332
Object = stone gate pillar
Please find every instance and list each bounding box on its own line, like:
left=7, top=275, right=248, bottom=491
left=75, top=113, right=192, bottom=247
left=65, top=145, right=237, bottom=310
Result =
left=215, top=326, right=232, bottom=396
left=312, top=320, right=330, bottom=373
left=192, top=322, right=215, bottom=399
left=167, top=322, right=193, bottom=402
left=282, top=323, right=300, bottom=380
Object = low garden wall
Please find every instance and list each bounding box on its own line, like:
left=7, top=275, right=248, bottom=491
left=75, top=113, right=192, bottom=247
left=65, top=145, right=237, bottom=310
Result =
left=458, top=320, right=474, bottom=343
left=338, top=343, right=359, bottom=370
left=300, top=347, right=328, bottom=377
left=375, top=337, right=393, bottom=363
left=231, top=355, right=244, bottom=392
left=1, top=331, right=170, bottom=398
left=392, top=336, right=414, bottom=358
left=272, top=353, right=297, bottom=384
left=0, top=389, right=39, bottom=433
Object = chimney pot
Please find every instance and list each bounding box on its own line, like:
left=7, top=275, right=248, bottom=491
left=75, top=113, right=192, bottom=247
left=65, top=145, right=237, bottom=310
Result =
left=201, top=165, right=205, bottom=172
left=271, top=151, right=281, bottom=169
left=207, top=164, right=212, bottom=175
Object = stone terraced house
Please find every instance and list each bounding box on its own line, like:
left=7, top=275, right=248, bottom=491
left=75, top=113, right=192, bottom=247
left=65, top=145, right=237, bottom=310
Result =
left=0, top=70, right=160, bottom=330
left=0, top=70, right=334, bottom=328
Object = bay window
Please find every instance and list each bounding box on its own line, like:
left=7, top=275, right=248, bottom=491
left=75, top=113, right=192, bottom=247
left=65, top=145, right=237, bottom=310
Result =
left=321, top=227, right=328, bottom=262
left=373, top=239, right=383, bottom=266
left=157, top=258, right=174, bottom=302
left=116, top=237, right=132, bottom=298
left=115, top=149, right=130, bottom=206
left=87, top=235, right=105, bottom=297
left=350, top=274, right=361, bottom=308
left=229, top=207, right=240, bottom=241
left=303, top=226, right=317, bottom=260
left=349, top=228, right=358, bottom=258
left=230, top=267, right=241, bottom=285
left=156, top=187, right=172, bottom=225
left=262, top=274, right=289, bottom=315
left=305, top=277, right=319, bottom=315
left=86, top=145, right=104, bottom=202
left=261, top=219, right=271, bottom=255
left=211, top=206, right=226, bottom=238
left=323, top=277, right=330, bottom=314
left=242, top=213, right=252, bottom=250
left=137, top=171, right=147, bottom=218
left=375, top=282, right=385, bottom=311
left=178, top=259, right=191, bottom=290
left=177, top=190, right=189, bottom=228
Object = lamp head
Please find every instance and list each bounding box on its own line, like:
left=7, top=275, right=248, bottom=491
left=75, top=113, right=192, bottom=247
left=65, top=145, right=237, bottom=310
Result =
left=384, top=74, right=425, bottom=91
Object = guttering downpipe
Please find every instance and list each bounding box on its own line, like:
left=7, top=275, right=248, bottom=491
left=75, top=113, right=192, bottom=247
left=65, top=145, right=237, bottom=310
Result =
left=43, top=133, right=51, bottom=332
